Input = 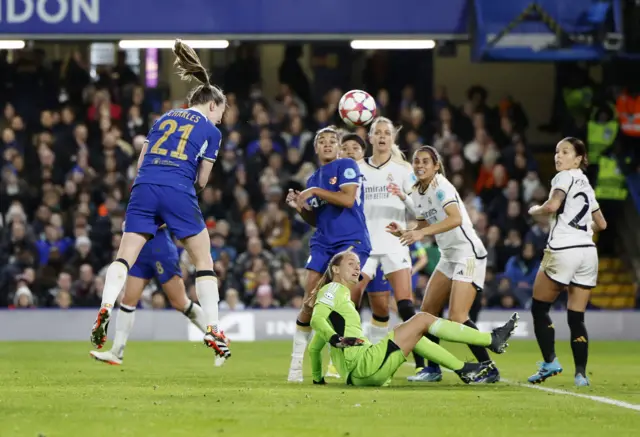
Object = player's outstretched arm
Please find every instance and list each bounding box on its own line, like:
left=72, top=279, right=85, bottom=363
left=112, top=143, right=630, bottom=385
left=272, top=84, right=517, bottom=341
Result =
left=308, top=331, right=326, bottom=384
left=137, top=141, right=149, bottom=170
left=195, top=160, right=215, bottom=193
left=301, top=184, right=358, bottom=209
left=529, top=189, right=566, bottom=216
left=387, top=182, right=417, bottom=216
left=413, top=219, right=430, bottom=230
left=400, top=204, right=461, bottom=245
left=591, top=209, right=607, bottom=231
left=287, top=189, right=317, bottom=226
left=310, top=303, right=336, bottom=343
left=309, top=303, right=336, bottom=383
left=386, top=219, right=429, bottom=238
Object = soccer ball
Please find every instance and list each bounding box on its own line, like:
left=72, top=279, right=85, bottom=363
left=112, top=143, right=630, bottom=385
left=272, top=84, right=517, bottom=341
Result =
left=338, top=90, right=377, bottom=127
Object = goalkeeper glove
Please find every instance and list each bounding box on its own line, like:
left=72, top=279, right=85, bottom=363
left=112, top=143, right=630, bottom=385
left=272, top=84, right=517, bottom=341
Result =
left=329, top=334, right=364, bottom=348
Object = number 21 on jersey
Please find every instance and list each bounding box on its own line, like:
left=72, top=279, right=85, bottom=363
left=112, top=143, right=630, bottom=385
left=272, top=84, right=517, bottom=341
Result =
left=149, top=119, right=194, bottom=160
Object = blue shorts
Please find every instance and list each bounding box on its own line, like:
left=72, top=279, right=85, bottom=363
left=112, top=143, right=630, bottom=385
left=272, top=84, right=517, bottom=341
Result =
left=129, top=228, right=182, bottom=284
left=306, top=241, right=370, bottom=274
left=365, top=265, right=391, bottom=293
left=129, top=253, right=182, bottom=284
left=126, top=183, right=205, bottom=240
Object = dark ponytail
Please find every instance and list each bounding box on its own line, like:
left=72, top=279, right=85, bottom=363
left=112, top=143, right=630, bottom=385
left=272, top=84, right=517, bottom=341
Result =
left=561, top=137, right=589, bottom=170
left=412, top=145, right=445, bottom=190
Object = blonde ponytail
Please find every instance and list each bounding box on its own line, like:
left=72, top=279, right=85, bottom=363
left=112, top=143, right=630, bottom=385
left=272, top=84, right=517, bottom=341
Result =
left=172, top=39, right=226, bottom=108
left=390, top=143, right=412, bottom=169
left=301, top=250, right=351, bottom=314
left=173, top=39, right=209, bottom=85
left=302, top=267, right=332, bottom=316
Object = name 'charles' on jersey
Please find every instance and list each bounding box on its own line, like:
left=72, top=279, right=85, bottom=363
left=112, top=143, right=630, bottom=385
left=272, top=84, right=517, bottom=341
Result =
left=412, top=174, right=487, bottom=261
left=306, top=158, right=371, bottom=251
left=359, top=158, right=415, bottom=255
left=547, top=169, right=599, bottom=250
left=135, top=108, right=222, bottom=195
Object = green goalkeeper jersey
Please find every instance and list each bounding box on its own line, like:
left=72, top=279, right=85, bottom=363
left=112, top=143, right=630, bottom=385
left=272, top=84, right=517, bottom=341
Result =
left=309, top=282, right=371, bottom=382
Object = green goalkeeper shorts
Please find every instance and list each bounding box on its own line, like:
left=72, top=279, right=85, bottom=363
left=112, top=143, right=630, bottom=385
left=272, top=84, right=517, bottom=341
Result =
left=347, top=331, right=406, bottom=387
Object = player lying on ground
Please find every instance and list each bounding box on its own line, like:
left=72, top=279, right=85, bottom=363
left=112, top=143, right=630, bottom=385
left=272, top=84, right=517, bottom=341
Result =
left=527, top=137, right=607, bottom=387
left=322, top=134, right=391, bottom=378
left=90, top=227, right=225, bottom=367
left=308, top=250, right=518, bottom=386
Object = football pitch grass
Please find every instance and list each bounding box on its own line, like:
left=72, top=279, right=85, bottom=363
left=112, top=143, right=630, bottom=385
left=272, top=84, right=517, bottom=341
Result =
left=1, top=341, right=638, bottom=437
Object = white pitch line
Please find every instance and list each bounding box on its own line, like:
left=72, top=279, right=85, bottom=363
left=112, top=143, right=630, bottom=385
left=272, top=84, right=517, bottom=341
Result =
left=402, top=363, right=640, bottom=412
left=502, top=379, right=640, bottom=413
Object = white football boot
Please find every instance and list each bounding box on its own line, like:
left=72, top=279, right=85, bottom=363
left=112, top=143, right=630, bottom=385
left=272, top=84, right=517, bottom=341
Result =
left=90, top=349, right=123, bottom=366
left=287, top=357, right=304, bottom=382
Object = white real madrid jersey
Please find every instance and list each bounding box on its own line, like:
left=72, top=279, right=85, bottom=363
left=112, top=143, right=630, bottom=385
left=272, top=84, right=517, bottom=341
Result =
left=412, top=173, right=487, bottom=261
left=547, top=169, right=599, bottom=250
left=359, top=157, right=415, bottom=255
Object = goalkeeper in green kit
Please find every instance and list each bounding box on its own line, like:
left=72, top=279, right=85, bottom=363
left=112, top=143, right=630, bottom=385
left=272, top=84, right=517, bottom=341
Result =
left=308, top=250, right=518, bottom=386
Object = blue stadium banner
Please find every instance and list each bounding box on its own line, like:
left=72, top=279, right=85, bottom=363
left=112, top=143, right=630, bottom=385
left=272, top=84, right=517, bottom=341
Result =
left=471, top=0, right=623, bottom=61
left=0, top=0, right=469, bottom=38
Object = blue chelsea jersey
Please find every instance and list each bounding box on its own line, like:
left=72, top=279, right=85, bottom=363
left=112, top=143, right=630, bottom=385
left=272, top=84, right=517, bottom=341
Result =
left=134, top=108, right=221, bottom=195
left=306, top=158, right=371, bottom=250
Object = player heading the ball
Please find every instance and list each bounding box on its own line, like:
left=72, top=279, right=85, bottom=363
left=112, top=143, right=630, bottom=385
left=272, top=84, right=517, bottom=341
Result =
left=90, top=40, right=230, bottom=361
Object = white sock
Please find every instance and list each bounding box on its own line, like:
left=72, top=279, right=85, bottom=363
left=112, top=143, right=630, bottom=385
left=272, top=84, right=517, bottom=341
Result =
left=368, top=320, right=390, bottom=345
left=112, top=304, right=136, bottom=358
left=183, top=300, right=207, bottom=333
left=291, top=326, right=313, bottom=360
left=101, top=260, right=129, bottom=309
left=196, top=275, right=220, bottom=332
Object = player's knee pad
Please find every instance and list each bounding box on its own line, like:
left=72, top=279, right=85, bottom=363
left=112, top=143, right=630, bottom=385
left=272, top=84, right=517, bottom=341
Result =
left=115, top=258, right=130, bottom=270
left=182, top=300, right=194, bottom=315
left=372, top=313, right=390, bottom=323
left=397, top=299, right=415, bottom=322
left=120, top=303, right=136, bottom=313
left=531, top=298, right=552, bottom=319
left=195, top=270, right=216, bottom=279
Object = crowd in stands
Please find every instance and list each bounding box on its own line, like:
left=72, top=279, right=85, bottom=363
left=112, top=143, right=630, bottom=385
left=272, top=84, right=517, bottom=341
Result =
left=0, top=47, right=565, bottom=312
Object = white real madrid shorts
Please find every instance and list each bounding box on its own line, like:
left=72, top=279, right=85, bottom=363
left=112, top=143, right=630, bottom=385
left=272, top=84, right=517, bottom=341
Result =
left=541, top=246, right=598, bottom=288
left=362, top=248, right=412, bottom=280
left=434, top=256, right=487, bottom=291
